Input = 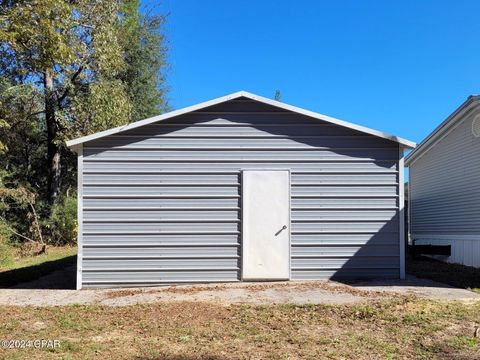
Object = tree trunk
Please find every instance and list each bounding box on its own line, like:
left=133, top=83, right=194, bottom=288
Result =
left=44, top=68, right=61, bottom=205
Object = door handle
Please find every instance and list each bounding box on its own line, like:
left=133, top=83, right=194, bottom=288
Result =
left=275, top=225, right=288, bottom=236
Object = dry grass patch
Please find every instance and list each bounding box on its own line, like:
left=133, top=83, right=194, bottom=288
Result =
left=103, top=280, right=385, bottom=301
left=104, top=289, right=145, bottom=299
left=0, top=298, right=479, bottom=359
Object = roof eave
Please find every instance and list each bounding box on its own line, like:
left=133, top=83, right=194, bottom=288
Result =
left=405, top=95, right=480, bottom=166
left=66, top=90, right=415, bottom=149
left=239, top=92, right=416, bottom=149
left=65, top=91, right=249, bottom=149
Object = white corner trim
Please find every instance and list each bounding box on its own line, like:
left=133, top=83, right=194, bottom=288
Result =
left=407, top=172, right=412, bottom=246
left=399, top=147, right=406, bottom=280
left=76, top=145, right=83, bottom=290
left=66, top=90, right=416, bottom=149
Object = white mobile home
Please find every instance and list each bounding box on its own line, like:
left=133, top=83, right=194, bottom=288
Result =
left=67, top=91, right=415, bottom=288
left=406, top=96, right=480, bottom=267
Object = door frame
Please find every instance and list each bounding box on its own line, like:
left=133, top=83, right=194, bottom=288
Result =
left=240, top=168, right=291, bottom=281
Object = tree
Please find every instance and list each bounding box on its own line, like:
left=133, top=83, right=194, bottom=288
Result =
left=0, top=1, right=168, bottom=245
left=119, top=0, right=169, bottom=120
left=0, top=77, right=45, bottom=191
left=0, top=76, right=46, bottom=249
left=0, top=0, right=131, bottom=205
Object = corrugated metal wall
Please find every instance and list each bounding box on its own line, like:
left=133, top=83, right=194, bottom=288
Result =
left=80, top=97, right=401, bottom=287
left=410, top=106, right=480, bottom=267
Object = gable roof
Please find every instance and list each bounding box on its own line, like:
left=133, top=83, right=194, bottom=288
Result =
left=66, top=90, right=415, bottom=151
left=405, top=95, right=480, bottom=166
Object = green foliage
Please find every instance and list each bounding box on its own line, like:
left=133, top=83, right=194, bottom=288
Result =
left=119, top=0, right=169, bottom=121
left=0, top=78, right=46, bottom=194
left=0, top=171, right=16, bottom=268
left=0, top=0, right=75, bottom=71
left=0, top=167, right=43, bottom=246
left=0, top=220, right=14, bottom=268
left=0, top=1, right=168, bottom=246
left=72, top=79, right=132, bottom=134
left=0, top=241, right=14, bottom=268
left=45, top=196, right=77, bottom=245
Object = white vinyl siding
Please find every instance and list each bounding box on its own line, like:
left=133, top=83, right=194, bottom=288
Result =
left=409, top=103, right=480, bottom=267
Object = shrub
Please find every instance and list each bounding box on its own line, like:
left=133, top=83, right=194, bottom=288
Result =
left=45, top=196, right=77, bottom=245
left=0, top=221, right=15, bottom=268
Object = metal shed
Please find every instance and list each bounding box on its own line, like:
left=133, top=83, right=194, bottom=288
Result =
left=406, top=96, right=480, bottom=267
left=67, top=91, right=415, bottom=289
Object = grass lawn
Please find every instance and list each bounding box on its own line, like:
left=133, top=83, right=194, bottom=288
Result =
left=0, top=298, right=479, bottom=359
left=0, top=247, right=77, bottom=272
left=0, top=246, right=76, bottom=288
left=407, top=255, right=480, bottom=293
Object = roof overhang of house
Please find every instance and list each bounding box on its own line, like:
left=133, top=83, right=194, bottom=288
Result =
left=66, top=90, right=416, bottom=152
left=405, top=95, right=480, bottom=166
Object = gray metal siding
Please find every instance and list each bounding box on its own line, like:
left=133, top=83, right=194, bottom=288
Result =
left=410, top=108, right=480, bottom=234
left=81, top=98, right=400, bottom=287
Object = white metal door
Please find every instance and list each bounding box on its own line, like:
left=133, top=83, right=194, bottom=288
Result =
left=242, top=170, right=290, bottom=280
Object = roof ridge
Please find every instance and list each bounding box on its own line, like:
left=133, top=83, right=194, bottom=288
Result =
left=66, top=90, right=415, bottom=150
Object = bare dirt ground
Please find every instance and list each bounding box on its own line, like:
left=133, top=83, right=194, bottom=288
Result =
left=1, top=264, right=479, bottom=306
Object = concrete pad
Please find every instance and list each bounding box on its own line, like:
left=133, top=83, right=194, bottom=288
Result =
left=346, top=275, right=480, bottom=302
left=1, top=271, right=479, bottom=306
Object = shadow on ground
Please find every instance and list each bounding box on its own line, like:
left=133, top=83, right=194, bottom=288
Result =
left=336, top=255, right=480, bottom=291
left=406, top=255, right=480, bottom=291
left=3, top=254, right=480, bottom=293
left=0, top=256, right=77, bottom=289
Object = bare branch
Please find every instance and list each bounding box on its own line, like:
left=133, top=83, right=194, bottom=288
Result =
left=29, top=203, right=44, bottom=245
left=0, top=215, right=37, bottom=243
left=57, top=65, right=84, bottom=106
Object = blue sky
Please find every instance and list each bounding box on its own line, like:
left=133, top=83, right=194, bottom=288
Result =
left=145, top=0, right=479, bottom=144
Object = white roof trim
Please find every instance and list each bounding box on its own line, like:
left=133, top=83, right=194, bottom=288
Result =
left=405, top=95, right=480, bottom=166
left=66, top=90, right=416, bottom=149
